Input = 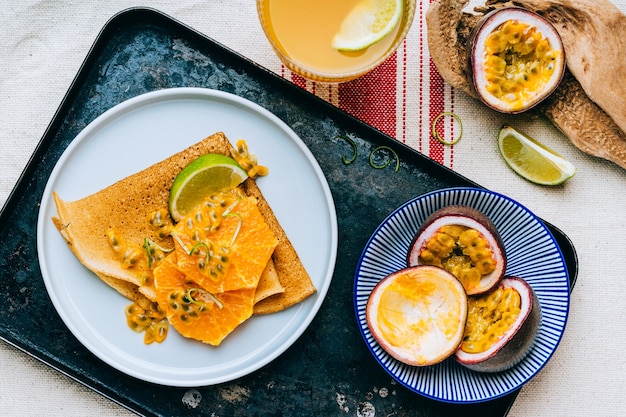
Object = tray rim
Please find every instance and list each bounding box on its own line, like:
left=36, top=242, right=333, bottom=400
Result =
left=0, top=6, right=578, bottom=417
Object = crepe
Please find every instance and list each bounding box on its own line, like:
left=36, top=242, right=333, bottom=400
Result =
left=243, top=178, right=316, bottom=314
left=52, top=132, right=313, bottom=315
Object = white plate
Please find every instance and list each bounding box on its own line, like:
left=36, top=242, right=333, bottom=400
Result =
left=37, top=88, right=338, bottom=387
left=354, top=187, right=570, bottom=403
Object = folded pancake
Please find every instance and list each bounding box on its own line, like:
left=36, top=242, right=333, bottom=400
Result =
left=52, top=132, right=313, bottom=315
left=242, top=179, right=316, bottom=314
left=254, top=259, right=285, bottom=304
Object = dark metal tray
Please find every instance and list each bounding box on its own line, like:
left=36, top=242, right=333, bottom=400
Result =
left=0, top=8, right=577, bottom=417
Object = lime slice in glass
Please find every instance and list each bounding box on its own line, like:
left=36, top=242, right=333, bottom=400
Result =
left=332, top=0, right=403, bottom=51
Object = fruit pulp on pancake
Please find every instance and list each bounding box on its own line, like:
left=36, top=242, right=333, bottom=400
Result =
left=154, top=253, right=258, bottom=346
left=171, top=188, right=278, bottom=294
left=153, top=188, right=278, bottom=345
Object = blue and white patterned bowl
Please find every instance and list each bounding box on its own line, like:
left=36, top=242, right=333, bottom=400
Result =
left=354, top=187, right=570, bottom=403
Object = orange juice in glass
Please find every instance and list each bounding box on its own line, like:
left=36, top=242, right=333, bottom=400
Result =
left=257, top=0, right=416, bottom=83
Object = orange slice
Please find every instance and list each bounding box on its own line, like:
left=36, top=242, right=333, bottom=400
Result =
left=153, top=253, right=256, bottom=346
left=172, top=193, right=278, bottom=294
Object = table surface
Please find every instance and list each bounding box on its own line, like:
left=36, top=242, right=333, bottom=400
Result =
left=1, top=1, right=625, bottom=416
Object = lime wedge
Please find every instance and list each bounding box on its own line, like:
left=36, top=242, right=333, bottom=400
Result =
left=332, top=0, right=403, bottom=51
left=497, top=125, right=576, bottom=185
left=169, top=154, right=248, bottom=222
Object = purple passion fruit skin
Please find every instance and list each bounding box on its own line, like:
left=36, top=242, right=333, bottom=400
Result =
left=407, top=205, right=506, bottom=296
left=455, top=276, right=542, bottom=373
left=468, top=7, right=566, bottom=114
left=366, top=265, right=468, bottom=367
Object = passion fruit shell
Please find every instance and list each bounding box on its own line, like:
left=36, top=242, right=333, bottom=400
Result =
left=468, top=7, right=566, bottom=114
left=455, top=276, right=541, bottom=373
left=366, top=265, right=468, bottom=367
left=407, top=205, right=506, bottom=296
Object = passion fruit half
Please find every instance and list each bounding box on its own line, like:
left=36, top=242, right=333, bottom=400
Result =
left=468, top=7, right=565, bottom=114
left=407, top=205, right=506, bottom=296
left=455, top=276, right=541, bottom=373
left=366, top=265, right=468, bottom=367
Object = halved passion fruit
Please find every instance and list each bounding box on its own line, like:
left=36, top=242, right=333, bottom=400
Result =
left=468, top=7, right=565, bottom=114
left=455, top=276, right=541, bottom=372
left=407, top=205, right=505, bottom=296
left=366, top=265, right=468, bottom=366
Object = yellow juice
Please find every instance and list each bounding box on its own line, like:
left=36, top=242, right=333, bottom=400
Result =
left=258, top=0, right=412, bottom=81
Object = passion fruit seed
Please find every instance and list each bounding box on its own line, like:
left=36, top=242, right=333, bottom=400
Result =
left=144, top=320, right=169, bottom=344
left=461, top=286, right=522, bottom=354
left=166, top=287, right=223, bottom=324
left=172, top=188, right=244, bottom=280
left=169, top=290, right=203, bottom=322
left=484, top=21, right=557, bottom=106
left=455, top=276, right=541, bottom=373
left=189, top=241, right=232, bottom=282
left=407, top=206, right=506, bottom=296
left=125, top=301, right=168, bottom=344
left=469, top=7, right=565, bottom=113
left=106, top=229, right=122, bottom=252
left=232, top=139, right=269, bottom=178
left=121, top=247, right=142, bottom=268
left=418, top=225, right=496, bottom=292
left=143, top=237, right=173, bottom=269
left=458, top=229, right=497, bottom=274
left=148, top=209, right=174, bottom=240
left=107, top=214, right=174, bottom=272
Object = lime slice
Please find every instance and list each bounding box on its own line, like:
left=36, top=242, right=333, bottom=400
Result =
left=331, top=0, right=403, bottom=51
left=169, top=154, right=248, bottom=222
left=497, top=125, right=576, bottom=185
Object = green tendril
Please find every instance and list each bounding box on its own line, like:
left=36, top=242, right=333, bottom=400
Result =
left=337, top=135, right=357, bottom=165
left=142, top=237, right=173, bottom=268
left=170, top=232, right=190, bottom=253
left=185, top=288, right=205, bottom=305
left=223, top=213, right=243, bottom=246
left=143, top=238, right=153, bottom=269
left=146, top=238, right=174, bottom=253
left=432, top=111, right=463, bottom=145
left=222, top=197, right=241, bottom=217
left=184, top=289, right=198, bottom=305
left=185, top=288, right=223, bottom=310
left=189, top=242, right=212, bottom=265
left=369, top=146, right=400, bottom=172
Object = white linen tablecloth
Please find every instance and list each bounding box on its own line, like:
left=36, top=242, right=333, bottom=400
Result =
left=1, top=1, right=625, bottom=416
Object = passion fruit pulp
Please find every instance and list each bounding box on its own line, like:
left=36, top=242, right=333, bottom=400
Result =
left=366, top=265, right=468, bottom=367
left=407, top=205, right=506, bottom=296
left=468, top=7, right=565, bottom=114
left=455, top=276, right=541, bottom=373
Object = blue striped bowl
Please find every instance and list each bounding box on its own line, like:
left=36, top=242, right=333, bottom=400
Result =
left=354, top=187, right=570, bottom=403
